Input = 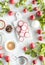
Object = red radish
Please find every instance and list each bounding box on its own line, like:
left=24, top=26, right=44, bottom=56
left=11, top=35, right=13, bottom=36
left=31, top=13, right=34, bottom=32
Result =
left=32, top=0, right=37, bottom=4
left=33, top=60, right=37, bottom=64
left=23, top=47, right=28, bottom=51
left=39, top=56, right=44, bottom=61
left=23, top=8, right=28, bottom=13
left=25, top=32, right=29, bottom=37
left=37, top=29, right=42, bottom=34
left=18, top=20, right=24, bottom=26
left=0, top=46, right=3, bottom=50
left=19, top=37, right=24, bottom=42
left=0, top=53, right=4, bottom=58
left=38, top=36, right=43, bottom=41
left=36, top=11, right=42, bottom=16
left=19, top=32, right=24, bottom=37
left=30, top=43, right=35, bottom=49
left=8, top=11, right=14, bottom=16
left=29, top=15, right=35, bottom=20
left=33, top=7, right=39, bottom=11
left=5, top=56, right=10, bottom=62
left=22, top=25, right=27, bottom=31
left=10, top=0, right=15, bottom=4
left=16, top=26, right=21, bottom=32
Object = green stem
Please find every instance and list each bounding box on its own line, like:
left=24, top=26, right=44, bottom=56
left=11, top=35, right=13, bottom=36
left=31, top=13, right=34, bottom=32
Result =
left=8, top=62, right=10, bottom=65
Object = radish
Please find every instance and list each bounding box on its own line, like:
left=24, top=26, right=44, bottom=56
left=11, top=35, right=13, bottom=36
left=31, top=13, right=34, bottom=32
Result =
left=25, top=32, right=29, bottom=38
left=16, top=26, right=21, bottom=32
left=19, top=37, right=24, bottom=42
left=18, top=20, right=24, bottom=27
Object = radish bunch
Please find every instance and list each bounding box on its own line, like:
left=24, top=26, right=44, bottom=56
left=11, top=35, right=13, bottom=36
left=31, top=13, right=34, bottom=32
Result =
left=16, top=20, right=30, bottom=42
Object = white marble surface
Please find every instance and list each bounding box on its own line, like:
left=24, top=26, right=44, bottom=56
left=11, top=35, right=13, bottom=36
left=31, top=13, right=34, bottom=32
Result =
left=0, top=0, right=45, bottom=65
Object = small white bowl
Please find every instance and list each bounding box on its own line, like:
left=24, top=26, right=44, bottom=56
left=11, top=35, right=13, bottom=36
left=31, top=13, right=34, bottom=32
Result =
left=5, top=40, right=16, bottom=52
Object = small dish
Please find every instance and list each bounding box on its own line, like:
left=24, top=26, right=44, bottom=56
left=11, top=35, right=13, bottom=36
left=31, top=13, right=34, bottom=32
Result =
left=5, top=40, right=16, bottom=52
left=0, top=32, right=5, bottom=45
left=0, top=20, right=5, bottom=30
left=14, top=56, right=28, bottom=65
left=17, top=56, right=28, bottom=65
left=5, top=25, right=12, bottom=33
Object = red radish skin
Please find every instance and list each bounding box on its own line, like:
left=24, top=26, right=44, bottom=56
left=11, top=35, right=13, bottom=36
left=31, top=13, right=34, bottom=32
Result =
left=8, top=11, right=14, bottom=16
left=39, top=56, right=44, bottom=61
left=33, top=60, right=37, bottom=64
left=5, top=56, right=10, bottom=62
left=37, top=29, right=42, bottom=34
left=23, top=8, right=28, bottom=13
left=36, top=11, right=42, bottom=16
left=30, top=43, right=35, bottom=49
left=32, top=0, right=37, bottom=4
left=38, top=36, right=43, bottom=41
left=10, top=0, right=15, bottom=4
left=33, top=7, right=39, bottom=11
left=0, top=53, right=4, bottom=58
left=0, top=46, right=3, bottom=50
left=23, top=47, right=28, bottom=51
left=30, top=15, right=35, bottom=20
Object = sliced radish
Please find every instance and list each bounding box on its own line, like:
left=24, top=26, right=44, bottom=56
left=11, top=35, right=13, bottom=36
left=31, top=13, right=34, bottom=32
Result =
left=21, top=30, right=26, bottom=34
left=19, top=37, right=24, bottom=42
left=16, top=26, right=21, bottom=32
left=18, top=20, right=24, bottom=26
left=23, top=22, right=28, bottom=27
left=26, top=29, right=29, bottom=32
left=19, top=32, right=24, bottom=37
left=22, top=25, right=27, bottom=31
left=25, top=32, right=29, bottom=37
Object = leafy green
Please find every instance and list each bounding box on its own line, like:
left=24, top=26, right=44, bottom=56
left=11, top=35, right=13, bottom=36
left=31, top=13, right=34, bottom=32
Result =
left=0, top=1, right=10, bottom=16
left=25, top=49, right=30, bottom=54
left=30, top=50, right=37, bottom=57
left=25, top=42, right=45, bottom=58
left=39, top=14, right=45, bottom=30
left=15, top=0, right=27, bottom=7
left=0, top=61, right=3, bottom=65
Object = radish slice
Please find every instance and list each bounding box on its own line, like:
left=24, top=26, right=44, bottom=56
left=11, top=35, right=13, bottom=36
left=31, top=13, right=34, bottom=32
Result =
left=25, top=32, right=29, bottom=37
left=16, top=26, right=21, bottom=32
left=18, top=20, right=24, bottom=26
left=19, top=32, right=24, bottom=37
left=22, top=25, right=27, bottom=31
left=26, top=29, right=29, bottom=32
left=19, top=37, right=24, bottom=42
left=21, top=30, right=26, bottom=34
left=23, top=22, right=28, bottom=27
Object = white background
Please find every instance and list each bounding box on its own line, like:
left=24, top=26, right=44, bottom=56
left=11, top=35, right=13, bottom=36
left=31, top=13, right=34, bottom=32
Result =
left=0, top=0, right=45, bottom=65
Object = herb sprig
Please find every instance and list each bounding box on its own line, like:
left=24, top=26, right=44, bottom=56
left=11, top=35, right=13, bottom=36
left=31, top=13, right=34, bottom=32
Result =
left=0, top=0, right=10, bottom=16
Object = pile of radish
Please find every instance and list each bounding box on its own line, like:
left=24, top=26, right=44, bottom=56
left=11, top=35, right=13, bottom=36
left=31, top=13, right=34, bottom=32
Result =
left=16, top=20, right=30, bottom=42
